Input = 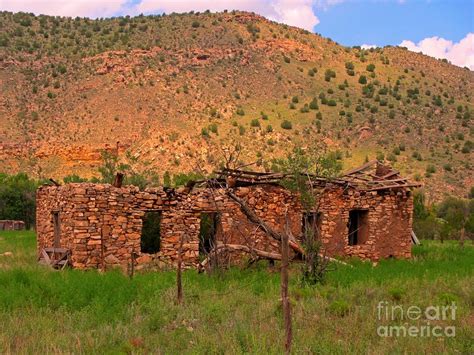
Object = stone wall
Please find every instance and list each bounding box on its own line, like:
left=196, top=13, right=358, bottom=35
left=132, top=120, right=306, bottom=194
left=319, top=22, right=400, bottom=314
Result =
left=36, top=182, right=413, bottom=270
left=318, top=186, right=413, bottom=260
left=0, top=220, right=26, bottom=231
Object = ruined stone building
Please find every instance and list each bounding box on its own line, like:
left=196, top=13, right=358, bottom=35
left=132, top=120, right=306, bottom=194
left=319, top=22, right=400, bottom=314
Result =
left=36, top=161, right=420, bottom=270
left=0, top=220, right=25, bottom=231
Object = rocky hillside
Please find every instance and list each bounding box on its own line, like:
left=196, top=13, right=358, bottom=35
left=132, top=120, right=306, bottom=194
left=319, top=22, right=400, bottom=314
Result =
left=0, top=10, right=472, bottom=198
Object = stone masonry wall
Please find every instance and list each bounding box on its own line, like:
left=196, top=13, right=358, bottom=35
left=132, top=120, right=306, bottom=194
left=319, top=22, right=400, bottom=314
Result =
left=36, top=182, right=413, bottom=270
left=36, top=183, right=302, bottom=270
left=318, top=186, right=413, bottom=260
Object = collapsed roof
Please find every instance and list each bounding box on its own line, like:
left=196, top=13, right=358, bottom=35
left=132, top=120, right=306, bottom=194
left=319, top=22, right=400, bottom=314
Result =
left=214, top=160, right=422, bottom=191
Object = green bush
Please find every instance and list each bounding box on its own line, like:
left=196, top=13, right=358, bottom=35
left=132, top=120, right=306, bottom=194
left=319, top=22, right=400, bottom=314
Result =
left=309, top=98, right=318, bottom=110
left=281, top=120, right=292, bottom=130
left=250, top=119, right=260, bottom=128
left=366, top=63, right=375, bottom=72
left=324, top=69, right=336, bottom=82
left=209, top=123, right=218, bottom=134
left=358, top=75, right=367, bottom=84
left=201, top=127, right=209, bottom=137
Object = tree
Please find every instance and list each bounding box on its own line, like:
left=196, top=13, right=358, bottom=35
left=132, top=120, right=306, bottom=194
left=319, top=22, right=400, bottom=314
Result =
left=97, top=149, right=159, bottom=189
left=272, top=147, right=342, bottom=284
left=437, top=196, right=473, bottom=247
left=0, top=173, right=41, bottom=229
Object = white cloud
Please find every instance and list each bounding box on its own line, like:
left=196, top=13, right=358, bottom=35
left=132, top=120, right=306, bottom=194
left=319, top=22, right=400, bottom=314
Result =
left=136, top=0, right=319, bottom=31
left=361, top=44, right=377, bottom=49
left=0, top=0, right=321, bottom=31
left=269, top=0, right=320, bottom=30
left=400, top=33, right=474, bottom=70
left=0, top=0, right=127, bottom=18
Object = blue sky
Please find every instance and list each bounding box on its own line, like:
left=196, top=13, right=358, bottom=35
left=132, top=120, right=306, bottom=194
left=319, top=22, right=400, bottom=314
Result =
left=2, top=0, right=473, bottom=68
left=314, top=0, right=473, bottom=47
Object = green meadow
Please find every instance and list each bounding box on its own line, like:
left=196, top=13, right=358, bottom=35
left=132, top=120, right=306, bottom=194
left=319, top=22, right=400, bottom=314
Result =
left=0, top=230, right=472, bottom=354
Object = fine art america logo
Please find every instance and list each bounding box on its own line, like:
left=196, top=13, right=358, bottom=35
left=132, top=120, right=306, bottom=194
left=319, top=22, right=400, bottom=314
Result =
left=377, top=301, right=457, bottom=337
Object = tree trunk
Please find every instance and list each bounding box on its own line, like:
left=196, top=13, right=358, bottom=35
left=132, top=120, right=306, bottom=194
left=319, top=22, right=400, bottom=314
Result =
left=281, top=232, right=292, bottom=354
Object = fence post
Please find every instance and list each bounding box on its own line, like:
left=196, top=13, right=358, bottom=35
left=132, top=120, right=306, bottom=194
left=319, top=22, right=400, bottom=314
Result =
left=281, top=232, right=292, bottom=354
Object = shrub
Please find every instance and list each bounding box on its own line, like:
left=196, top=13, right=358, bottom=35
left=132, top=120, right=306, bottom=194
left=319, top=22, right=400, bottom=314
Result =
left=412, top=151, right=422, bottom=161
left=327, top=100, right=337, bottom=107
left=366, top=63, right=375, bottom=72
left=236, top=108, right=245, bottom=116
left=201, top=127, right=209, bottom=137
left=266, top=125, right=273, bottom=133
left=324, top=69, right=336, bottom=82
left=284, top=56, right=291, bottom=63
left=345, top=62, right=354, bottom=70
left=191, top=21, right=200, bottom=28
left=462, top=141, right=473, bottom=153
left=300, top=104, right=310, bottom=113
left=239, top=125, right=245, bottom=135
left=209, top=123, right=218, bottom=134
left=425, top=164, right=436, bottom=177
left=250, top=119, right=260, bottom=127
left=309, top=98, right=318, bottom=110
left=292, top=96, right=299, bottom=103
left=389, top=110, right=395, bottom=119
left=358, top=75, right=367, bottom=84
left=281, top=120, right=292, bottom=130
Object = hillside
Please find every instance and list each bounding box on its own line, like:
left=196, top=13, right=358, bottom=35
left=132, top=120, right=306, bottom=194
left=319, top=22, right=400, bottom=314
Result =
left=0, top=10, right=472, bottom=198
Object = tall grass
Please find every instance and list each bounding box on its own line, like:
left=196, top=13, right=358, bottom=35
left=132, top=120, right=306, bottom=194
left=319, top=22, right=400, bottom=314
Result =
left=0, top=231, right=473, bottom=354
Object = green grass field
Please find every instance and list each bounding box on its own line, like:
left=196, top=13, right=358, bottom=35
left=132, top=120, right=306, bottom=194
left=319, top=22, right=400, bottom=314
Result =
left=0, top=231, right=473, bottom=354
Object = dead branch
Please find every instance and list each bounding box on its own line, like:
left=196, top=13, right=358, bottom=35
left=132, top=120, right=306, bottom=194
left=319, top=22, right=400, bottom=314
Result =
left=226, top=190, right=305, bottom=256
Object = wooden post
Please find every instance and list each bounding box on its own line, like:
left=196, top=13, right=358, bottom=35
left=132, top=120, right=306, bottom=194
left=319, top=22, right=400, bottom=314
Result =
left=176, top=234, right=184, bottom=304
left=53, top=211, right=60, bottom=248
left=281, top=232, right=292, bottom=354
left=129, top=250, right=136, bottom=279
left=459, top=227, right=465, bottom=248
